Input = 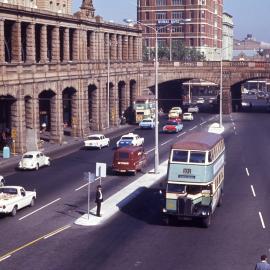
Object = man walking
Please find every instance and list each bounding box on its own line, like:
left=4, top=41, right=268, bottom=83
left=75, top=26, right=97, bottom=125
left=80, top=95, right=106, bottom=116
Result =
left=255, top=255, right=270, bottom=270
left=95, top=185, right=103, bottom=217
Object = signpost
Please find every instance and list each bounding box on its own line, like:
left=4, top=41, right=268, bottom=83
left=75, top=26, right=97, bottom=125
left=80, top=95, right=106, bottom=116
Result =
left=96, top=162, right=107, bottom=185
left=84, top=172, right=96, bottom=220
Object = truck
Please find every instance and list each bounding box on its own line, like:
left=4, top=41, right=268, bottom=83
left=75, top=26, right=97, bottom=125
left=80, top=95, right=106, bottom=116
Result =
left=0, top=186, right=36, bottom=216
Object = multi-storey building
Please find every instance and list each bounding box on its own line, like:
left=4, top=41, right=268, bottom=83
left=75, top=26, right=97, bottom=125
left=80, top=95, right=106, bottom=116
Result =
left=222, top=12, right=233, bottom=61
left=137, top=0, right=223, bottom=60
left=0, top=0, right=142, bottom=153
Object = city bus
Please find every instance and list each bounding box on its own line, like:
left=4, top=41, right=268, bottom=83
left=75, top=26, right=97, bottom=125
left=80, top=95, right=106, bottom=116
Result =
left=163, top=131, right=225, bottom=227
left=133, top=95, right=155, bottom=123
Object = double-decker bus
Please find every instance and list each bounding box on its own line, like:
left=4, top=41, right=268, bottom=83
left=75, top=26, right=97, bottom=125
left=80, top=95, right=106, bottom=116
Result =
left=133, top=95, right=155, bottom=123
left=163, top=131, right=225, bottom=227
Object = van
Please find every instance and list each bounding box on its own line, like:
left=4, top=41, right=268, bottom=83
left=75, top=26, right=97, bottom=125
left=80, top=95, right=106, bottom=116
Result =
left=112, top=146, right=147, bottom=175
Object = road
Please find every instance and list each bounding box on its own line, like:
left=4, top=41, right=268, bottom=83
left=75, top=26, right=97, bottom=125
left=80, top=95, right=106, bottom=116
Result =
left=0, top=111, right=269, bottom=270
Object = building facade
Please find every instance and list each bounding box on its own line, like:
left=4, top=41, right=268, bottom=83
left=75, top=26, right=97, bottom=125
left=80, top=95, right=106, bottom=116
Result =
left=222, top=12, right=233, bottom=60
left=137, top=0, right=223, bottom=60
left=0, top=0, right=142, bottom=153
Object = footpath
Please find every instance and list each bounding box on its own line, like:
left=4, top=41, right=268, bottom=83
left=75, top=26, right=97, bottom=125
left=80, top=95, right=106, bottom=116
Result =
left=0, top=124, right=135, bottom=176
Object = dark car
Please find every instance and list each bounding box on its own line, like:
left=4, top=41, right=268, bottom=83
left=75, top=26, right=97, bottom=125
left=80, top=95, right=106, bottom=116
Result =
left=112, top=146, right=147, bottom=175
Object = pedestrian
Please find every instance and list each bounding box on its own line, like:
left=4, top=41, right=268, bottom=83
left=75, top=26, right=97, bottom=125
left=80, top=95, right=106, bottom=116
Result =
left=255, top=255, right=270, bottom=270
left=95, top=185, right=103, bottom=217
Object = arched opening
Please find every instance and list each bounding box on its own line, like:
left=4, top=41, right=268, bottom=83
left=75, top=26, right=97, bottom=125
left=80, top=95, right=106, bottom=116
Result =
left=88, top=84, right=97, bottom=130
left=0, top=95, right=16, bottom=149
left=39, top=90, right=56, bottom=135
left=118, top=81, right=126, bottom=117
left=62, top=87, right=77, bottom=135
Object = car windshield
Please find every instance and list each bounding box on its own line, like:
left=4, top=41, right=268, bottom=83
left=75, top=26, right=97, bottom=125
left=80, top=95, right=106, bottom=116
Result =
left=88, top=137, right=100, bottom=140
left=167, top=184, right=186, bottom=193
left=142, top=120, right=152, bottom=123
left=0, top=188, right=17, bottom=195
left=167, top=121, right=177, bottom=125
left=172, top=107, right=180, bottom=110
left=121, top=136, right=134, bottom=140
left=23, top=155, right=33, bottom=159
left=184, top=113, right=190, bottom=116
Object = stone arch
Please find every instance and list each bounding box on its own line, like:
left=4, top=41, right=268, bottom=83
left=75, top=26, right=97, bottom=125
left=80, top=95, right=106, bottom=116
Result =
left=118, top=80, right=127, bottom=117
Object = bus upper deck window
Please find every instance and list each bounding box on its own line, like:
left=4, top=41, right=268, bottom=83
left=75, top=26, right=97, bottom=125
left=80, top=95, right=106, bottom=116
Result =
left=189, top=151, right=206, bottom=163
left=172, top=150, right=188, bottom=162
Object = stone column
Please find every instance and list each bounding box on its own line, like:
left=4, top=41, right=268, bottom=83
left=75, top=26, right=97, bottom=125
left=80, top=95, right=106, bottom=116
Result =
left=26, top=23, right=35, bottom=63
left=71, top=92, right=80, bottom=137
left=81, top=80, right=90, bottom=136
left=223, top=87, right=232, bottom=114
left=133, top=37, right=139, bottom=61
left=111, top=34, right=117, bottom=61
left=128, top=36, right=133, bottom=61
left=40, top=24, right=48, bottom=62
left=80, top=29, right=87, bottom=61
left=104, top=33, right=109, bottom=61
left=117, top=35, right=122, bottom=61
left=110, top=84, right=118, bottom=126
left=122, top=35, right=128, bottom=61
left=72, top=29, right=79, bottom=61
left=51, top=26, right=60, bottom=62
left=0, top=19, right=5, bottom=63
left=11, top=21, right=22, bottom=62
left=50, top=93, right=63, bottom=144
left=91, top=86, right=99, bottom=131
left=63, top=28, right=70, bottom=61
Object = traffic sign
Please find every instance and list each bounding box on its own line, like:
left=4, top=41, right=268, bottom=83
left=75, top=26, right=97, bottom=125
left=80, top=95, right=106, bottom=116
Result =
left=96, top=162, right=107, bottom=178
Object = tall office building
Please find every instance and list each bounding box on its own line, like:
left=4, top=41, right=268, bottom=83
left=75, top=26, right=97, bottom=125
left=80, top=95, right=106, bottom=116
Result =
left=137, top=0, right=223, bottom=60
left=0, top=0, right=72, bottom=14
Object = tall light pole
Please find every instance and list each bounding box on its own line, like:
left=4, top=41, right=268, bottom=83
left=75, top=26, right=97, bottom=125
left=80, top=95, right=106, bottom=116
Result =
left=219, top=50, right=223, bottom=128
left=107, top=41, right=110, bottom=129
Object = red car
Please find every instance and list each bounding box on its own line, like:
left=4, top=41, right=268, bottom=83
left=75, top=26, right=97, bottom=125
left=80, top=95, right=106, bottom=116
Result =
left=168, top=117, right=182, bottom=124
left=163, top=121, right=184, bottom=133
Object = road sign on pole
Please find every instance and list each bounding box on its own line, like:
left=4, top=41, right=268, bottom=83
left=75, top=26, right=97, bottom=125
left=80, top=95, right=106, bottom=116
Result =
left=96, top=163, right=107, bottom=178
left=84, top=172, right=96, bottom=220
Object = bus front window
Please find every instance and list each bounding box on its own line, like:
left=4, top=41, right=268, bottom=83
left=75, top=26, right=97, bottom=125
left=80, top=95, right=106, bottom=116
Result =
left=172, top=150, right=188, bottom=162
left=167, top=184, right=186, bottom=193
left=189, top=151, right=206, bottom=163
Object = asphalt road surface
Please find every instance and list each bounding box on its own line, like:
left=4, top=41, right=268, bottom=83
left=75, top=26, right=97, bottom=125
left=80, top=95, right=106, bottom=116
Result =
left=0, top=111, right=269, bottom=270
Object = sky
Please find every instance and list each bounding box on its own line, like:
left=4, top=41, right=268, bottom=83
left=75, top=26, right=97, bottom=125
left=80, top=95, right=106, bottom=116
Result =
left=73, top=0, right=270, bottom=43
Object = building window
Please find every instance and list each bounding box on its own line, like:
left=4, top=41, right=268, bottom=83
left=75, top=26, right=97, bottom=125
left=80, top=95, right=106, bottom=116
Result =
left=156, top=0, right=166, bottom=6
left=172, top=11, right=183, bottom=19
left=145, top=12, right=150, bottom=20
left=201, top=10, right=205, bottom=18
left=201, top=24, right=205, bottom=32
left=158, top=39, right=166, bottom=47
left=156, top=12, right=166, bottom=20
left=158, top=27, right=167, bottom=33
left=172, top=26, right=183, bottom=32
left=190, top=38, right=194, bottom=46
left=172, top=0, right=183, bottom=5
left=190, top=10, right=195, bottom=18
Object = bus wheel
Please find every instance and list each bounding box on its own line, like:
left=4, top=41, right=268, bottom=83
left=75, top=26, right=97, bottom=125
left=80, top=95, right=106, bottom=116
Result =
left=202, top=214, right=211, bottom=228
left=164, top=216, right=173, bottom=225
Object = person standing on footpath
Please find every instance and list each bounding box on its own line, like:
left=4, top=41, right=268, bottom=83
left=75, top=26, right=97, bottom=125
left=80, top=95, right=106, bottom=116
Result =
left=255, top=255, right=270, bottom=270
left=95, top=185, right=103, bottom=217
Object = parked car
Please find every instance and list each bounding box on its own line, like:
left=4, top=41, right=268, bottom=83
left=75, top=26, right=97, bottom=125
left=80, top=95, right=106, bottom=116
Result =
left=168, top=107, right=182, bottom=118
left=112, top=146, right=147, bottom=175
left=0, top=186, right=36, bottom=216
left=188, top=105, right=199, bottom=113
left=0, top=176, right=5, bottom=187
left=163, top=121, right=183, bottom=133
left=84, top=134, right=110, bottom=149
left=183, top=112, right=194, bottom=121
left=139, top=118, right=155, bottom=129
left=18, top=151, right=50, bottom=170
left=116, top=133, right=144, bottom=148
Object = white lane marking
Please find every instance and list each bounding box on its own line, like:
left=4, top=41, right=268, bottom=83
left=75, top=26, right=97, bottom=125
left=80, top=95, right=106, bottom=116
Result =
left=200, top=121, right=207, bottom=126
left=177, top=132, right=186, bottom=138
left=189, top=125, right=197, bottom=131
left=19, top=198, right=61, bottom=221
left=43, top=225, right=71, bottom=239
left=259, top=212, right=266, bottom=229
left=145, top=148, right=155, bottom=155
left=0, top=255, right=11, bottom=262
left=161, top=139, right=172, bottom=146
left=75, top=177, right=100, bottom=191
left=246, top=168, right=250, bottom=176
left=251, top=185, right=256, bottom=197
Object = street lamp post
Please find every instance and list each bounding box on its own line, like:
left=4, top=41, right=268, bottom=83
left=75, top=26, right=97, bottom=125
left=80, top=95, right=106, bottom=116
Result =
left=219, top=51, right=223, bottom=128
left=107, top=42, right=110, bottom=129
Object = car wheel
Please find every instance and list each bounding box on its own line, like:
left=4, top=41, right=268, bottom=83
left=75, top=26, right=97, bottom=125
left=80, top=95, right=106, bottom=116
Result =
left=30, top=198, right=35, bottom=207
left=47, top=159, right=51, bottom=166
left=35, top=163, right=39, bottom=171
left=11, top=206, right=17, bottom=217
left=99, top=145, right=102, bottom=150
left=107, top=142, right=110, bottom=147
left=202, top=214, right=211, bottom=228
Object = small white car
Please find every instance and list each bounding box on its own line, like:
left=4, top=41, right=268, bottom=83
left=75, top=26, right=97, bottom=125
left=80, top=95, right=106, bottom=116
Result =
left=183, top=112, right=194, bottom=121
left=84, top=134, right=110, bottom=149
left=0, top=186, right=36, bottom=216
left=18, top=151, right=50, bottom=170
left=188, top=105, right=199, bottom=113
left=116, top=133, right=144, bottom=147
left=139, top=118, right=155, bottom=129
left=0, top=176, right=5, bottom=187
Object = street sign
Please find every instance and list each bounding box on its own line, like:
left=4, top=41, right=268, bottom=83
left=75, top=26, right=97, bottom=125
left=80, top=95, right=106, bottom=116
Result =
left=96, top=162, right=107, bottom=178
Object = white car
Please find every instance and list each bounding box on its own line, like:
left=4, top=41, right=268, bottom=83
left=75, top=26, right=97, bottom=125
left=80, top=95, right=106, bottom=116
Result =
left=139, top=118, right=155, bottom=129
left=18, top=151, right=50, bottom=170
left=84, top=134, right=110, bottom=149
left=116, top=133, right=144, bottom=147
left=0, top=186, right=36, bottom=216
left=183, top=112, right=194, bottom=121
left=0, top=176, right=5, bottom=187
left=188, top=105, right=199, bottom=113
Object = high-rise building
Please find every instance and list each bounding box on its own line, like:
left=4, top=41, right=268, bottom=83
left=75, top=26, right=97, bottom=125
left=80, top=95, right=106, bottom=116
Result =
left=222, top=12, right=233, bottom=61
left=137, top=0, right=223, bottom=60
left=0, top=0, right=72, bottom=14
